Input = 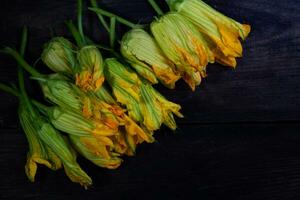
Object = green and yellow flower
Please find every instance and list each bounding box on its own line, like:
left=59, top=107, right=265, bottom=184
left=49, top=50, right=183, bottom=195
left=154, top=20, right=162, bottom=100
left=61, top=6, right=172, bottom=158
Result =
left=104, top=58, right=143, bottom=122
left=76, top=46, right=105, bottom=92
left=150, top=12, right=213, bottom=90
left=105, top=58, right=182, bottom=131
left=167, top=0, right=251, bottom=67
left=70, top=135, right=122, bottom=169
left=19, top=103, right=62, bottom=182
left=121, top=28, right=180, bottom=88
left=140, top=83, right=183, bottom=130
left=47, top=106, right=125, bottom=168
left=37, top=121, right=92, bottom=188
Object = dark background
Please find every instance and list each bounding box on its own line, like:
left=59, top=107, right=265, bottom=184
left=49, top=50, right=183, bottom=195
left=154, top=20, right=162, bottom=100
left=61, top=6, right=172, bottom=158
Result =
left=0, top=0, right=300, bottom=199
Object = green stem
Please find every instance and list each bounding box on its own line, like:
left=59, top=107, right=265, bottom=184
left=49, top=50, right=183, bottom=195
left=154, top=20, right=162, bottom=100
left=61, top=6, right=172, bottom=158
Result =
left=1, top=47, right=42, bottom=77
left=32, top=100, right=51, bottom=113
left=0, top=83, right=50, bottom=114
left=89, top=7, right=142, bottom=29
left=90, top=0, right=110, bottom=32
left=19, top=26, right=27, bottom=56
left=110, top=17, right=116, bottom=48
left=148, top=0, right=164, bottom=16
left=94, top=44, right=113, bottom=51
left=65, top=20, right=84, bottom=47
left=77, top=0, right=86, bottom=45
left=0, top=83, right=19, bottom=97
left=17, top=26, right=37, bottom=117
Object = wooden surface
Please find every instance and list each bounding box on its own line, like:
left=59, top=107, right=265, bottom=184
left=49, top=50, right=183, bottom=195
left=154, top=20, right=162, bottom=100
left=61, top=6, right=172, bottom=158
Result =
left=0, top=0, right=300, bottom=199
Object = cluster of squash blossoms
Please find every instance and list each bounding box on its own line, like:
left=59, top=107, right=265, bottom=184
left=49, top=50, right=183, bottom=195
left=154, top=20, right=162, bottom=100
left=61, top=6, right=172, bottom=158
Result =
left=0, top=0, right=250, bottom=188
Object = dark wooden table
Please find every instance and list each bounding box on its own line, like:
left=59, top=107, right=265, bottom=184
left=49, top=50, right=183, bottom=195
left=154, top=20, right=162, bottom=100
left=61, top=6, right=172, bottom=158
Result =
left=0, top=0, right=300, bottom=199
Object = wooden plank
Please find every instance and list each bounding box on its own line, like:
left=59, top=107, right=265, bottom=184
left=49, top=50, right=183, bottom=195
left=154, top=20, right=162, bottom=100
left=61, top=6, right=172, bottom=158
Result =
left=1, top=123, right=300, bottom=199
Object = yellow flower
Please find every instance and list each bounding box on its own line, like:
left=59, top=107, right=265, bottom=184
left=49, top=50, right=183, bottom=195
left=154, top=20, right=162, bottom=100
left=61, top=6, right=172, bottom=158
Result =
left=41, top=37, right=76, bottom=74
left=122, top=114, right=155, bottom=143
left=37, top=122, right=92, bottom=188
left=76, top=46, right=105, bottom=92
left=121, top=28, right=180, bottom=88
left=105, top=58, right=182, bottom=131
left=167, top=0, right=251, bottom=67
left=104, top=58, right=143, bottom=122
left=19, top=104, right=62, bottom=182
left=151, top=12, right=214, bottom=74
left=141, top=84, right=183, bottom=130
left=40, top=76, right=122, bottom=131
left=49, top=106, right=118, bottom=138
left=70, top=135, right=122, bottom=169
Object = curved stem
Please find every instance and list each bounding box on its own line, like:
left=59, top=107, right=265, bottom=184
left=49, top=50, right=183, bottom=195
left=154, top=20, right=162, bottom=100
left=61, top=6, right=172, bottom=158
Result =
left=1, top=47, right=42, bottom=77
left=17, top=26, right=37, bottom=117
left=89, top=7, right=143, bottom=29
left=19, top=26, right=27, bottom=56
left=110, top=17, right=116, bottom=48
left=148, top=0, right=164, bottom=16
left=0, top=83, right=19, bottom=97
left=90, top=0, right=110, bottom=32
left=65, top=20, right=84, bottom=47
left=32, top=100, right=51, bottom=113
left=77, top=0, right=86, bottom=45
left=0, top=83, right=50, bottom=114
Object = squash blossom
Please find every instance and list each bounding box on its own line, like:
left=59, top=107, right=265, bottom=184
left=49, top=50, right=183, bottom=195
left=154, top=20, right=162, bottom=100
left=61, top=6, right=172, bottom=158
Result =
left=40, top=77, right=83, bottom=111
left=41, top=37, right=77, bottom=74
left=36, top=120, right=92, bottom=188
left=150, top=13, right=213, bottom=90
left=150, top=13, right=214, bottom=72
left=48, top=106, right=117, bottom=139
left=19, top=103, right=62, bottom=182
left=140, top=83, right=183, bottom=130
left=105, top=58, right=182, bottom=131
left=42, top=38, right=115, bottom=105
left=167, top=0, right=251, bottom=67
left=70, top=135, right=122, bottom=169
left=76, top=46, right=105, bottom=92
left=104, top=58, right=143, bottom=123
left=47, top=106, right=124, bottom=168
left=40, top=75, right=153, bottom=148
left=121, top=28, right=180, bottom=88
left=39, top=75, right=120, bottom=129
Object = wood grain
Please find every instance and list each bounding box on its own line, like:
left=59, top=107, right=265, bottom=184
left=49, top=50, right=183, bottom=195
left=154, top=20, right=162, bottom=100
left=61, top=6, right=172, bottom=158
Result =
left=1, top=124, right=300, bottom=199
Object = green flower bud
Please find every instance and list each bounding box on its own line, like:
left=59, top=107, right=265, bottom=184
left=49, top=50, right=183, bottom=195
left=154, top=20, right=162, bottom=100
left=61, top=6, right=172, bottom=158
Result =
left=121, top=28, right=180, bottom=88
left=41, top=78, right=83, bottom=111
left=41, top=37, right=76, bottom=74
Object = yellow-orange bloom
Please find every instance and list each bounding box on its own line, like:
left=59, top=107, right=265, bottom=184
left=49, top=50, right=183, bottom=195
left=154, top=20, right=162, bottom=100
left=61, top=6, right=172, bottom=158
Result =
left=167, top=0, right=251, bottom=68
left=121, top=28, right=180, bottom=88
left=150, top=13, right=213, bottom=90
left=76, top=46, right=105, bottom=92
